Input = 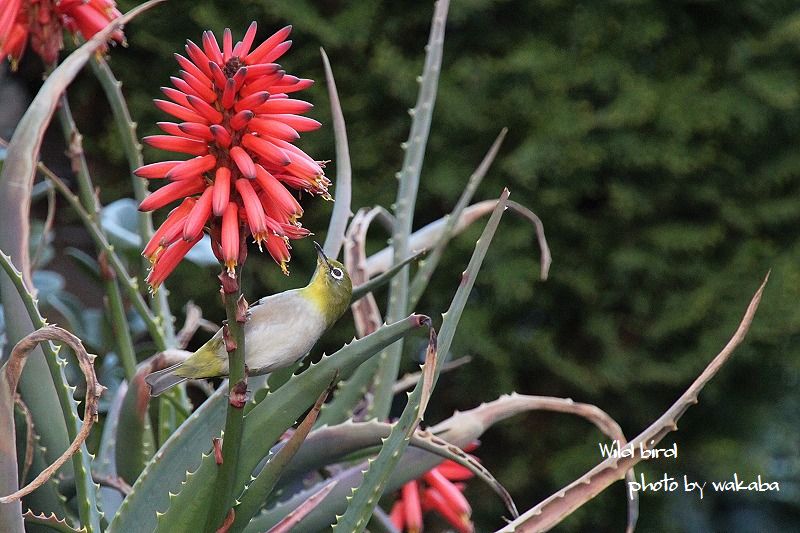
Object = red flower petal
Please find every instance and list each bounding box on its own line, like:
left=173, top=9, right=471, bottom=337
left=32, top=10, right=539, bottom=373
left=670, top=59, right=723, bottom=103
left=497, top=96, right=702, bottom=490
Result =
left=221, top=201, right=240, bottom=275
left=139, top=178, right=205, bottom=212
left=210, top=124, right=232, bottom=148
left=269, top=114, right=322, bottom=132
left=166, top=154, right=217, bottom=180
left=143, top=198, right=195, bottom=260
left=183, top=186, right=214, bottom=241
left=235, top=178, right=269, bottom=241
left=212, top=167, right=231, bottom=216
left=389, top=501, right=405, bottom=531
left=174, top=53, right=212, bottom=87
left=135, top=161, right=181, bottom=179
left=254, top=165, right=303, bottom=219
left=234, top=91, right=270, bottom=113
left=248, top=117, right=299, bottom=141
left=186, top=94, right=223, bottom=124
left=421, top=488, right=473, bottom=533
left=178, top=122, right=215, bottom=141
left=254, top=98, right=313, bottom=115
left=241, top=135, right=291, bottom=166
left=230, top=146, right=256, bottom=179
left=401, top=481, right=423, bottom=533
left=185, top=39, right=213, bottom=79
left=230, top=110, right=254, bottom=131
left=143, top=135, right=209, bottom=156
left=423, top=469, right=471, bottom=517
left=154, top=99, right=207, bottom=124
left=202, top=30, right=223, bottom=64
left=146, top=235, right=201, bottom=290
left=245, top=25, right=291, bottom=65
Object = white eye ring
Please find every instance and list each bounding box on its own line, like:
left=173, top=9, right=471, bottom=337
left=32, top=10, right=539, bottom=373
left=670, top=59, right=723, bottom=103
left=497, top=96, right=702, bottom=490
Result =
left=331, top=267, right=344, bottom=280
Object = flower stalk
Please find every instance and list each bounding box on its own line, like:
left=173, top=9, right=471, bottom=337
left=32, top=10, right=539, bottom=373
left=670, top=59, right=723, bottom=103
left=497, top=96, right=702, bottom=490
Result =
left=205, top=268, right=248, bottom=530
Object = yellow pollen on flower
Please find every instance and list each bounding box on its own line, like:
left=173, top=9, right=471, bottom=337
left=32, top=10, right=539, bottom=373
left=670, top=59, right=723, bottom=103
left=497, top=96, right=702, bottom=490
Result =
left=279, top=261, right=289, bottom=276
left=145, top=245, right=166, bottom=264
left=253, top=232, right=268, bottom=252
left=225, top=259, right=237, bottom=277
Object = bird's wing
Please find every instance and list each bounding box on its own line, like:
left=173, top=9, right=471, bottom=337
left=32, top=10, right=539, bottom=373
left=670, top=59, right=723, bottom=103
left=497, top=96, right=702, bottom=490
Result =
left=247, top=289, right=304, bottom=327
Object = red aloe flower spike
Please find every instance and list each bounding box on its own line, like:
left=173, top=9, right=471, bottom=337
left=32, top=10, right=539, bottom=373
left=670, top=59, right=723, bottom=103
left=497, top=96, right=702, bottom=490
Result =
left=183, top=186, right=214, bottom=241
left=139, top=178, right=205, bottom=212
left=146, top=235, right=202, bottom=290
left=221, top=201, right=239, bottom=276
left=245, top=25, right=291, bottom=64
left=212, top=167, right=231, bottom=216
left=1, top=0, right=123, bottom=69
left=235, top=179, right=270, bottom=248
left=142, top=198, right=196, bottom=261
left=423, top=469, right=471, bottom=517
left=401, top=481, right=423, bottom=533
left=136, top=22, right=327, bottom=287
left=229, top=146, right=257, bottom=179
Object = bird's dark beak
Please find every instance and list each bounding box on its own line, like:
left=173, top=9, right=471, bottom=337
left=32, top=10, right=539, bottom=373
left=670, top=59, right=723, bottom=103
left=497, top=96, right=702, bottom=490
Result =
left=313, top=241, right=332, bottom=270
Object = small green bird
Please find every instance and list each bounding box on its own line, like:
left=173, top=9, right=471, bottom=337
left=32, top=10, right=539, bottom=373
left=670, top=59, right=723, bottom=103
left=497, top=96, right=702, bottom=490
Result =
left=145, top=242, right=352, bottom=396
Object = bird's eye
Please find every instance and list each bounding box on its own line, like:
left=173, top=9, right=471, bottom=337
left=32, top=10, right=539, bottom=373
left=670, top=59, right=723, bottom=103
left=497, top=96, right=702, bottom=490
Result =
left=331, top=267, right=344, bottom=280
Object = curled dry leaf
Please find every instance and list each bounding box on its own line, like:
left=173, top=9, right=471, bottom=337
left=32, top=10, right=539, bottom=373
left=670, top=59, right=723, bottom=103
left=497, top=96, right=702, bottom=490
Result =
left=0, top=325, right=105, bottom=503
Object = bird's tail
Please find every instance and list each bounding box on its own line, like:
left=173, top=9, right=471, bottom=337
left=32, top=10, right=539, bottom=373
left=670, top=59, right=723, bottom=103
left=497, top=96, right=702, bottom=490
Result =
left=145, top=363, right=188, bottom=396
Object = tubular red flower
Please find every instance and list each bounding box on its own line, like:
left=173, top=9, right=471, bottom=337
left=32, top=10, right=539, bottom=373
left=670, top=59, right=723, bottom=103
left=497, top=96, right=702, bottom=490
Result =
left=423, top=469, right=471, bottom=517
left=229, top=146, right=256, bottom=179
left=183, top=186, right=214, bottom=241
left=401, top=481, right=423, bottom=533
left=146, top=236, right=201, bottom=290
left=142, top=198, right=196, bottom=262
left=212, top=167, right=231, bottom=216
left=421, top=488, right=473, bottom=533
left=136, top=22, right=328, bottom=287
left=221, top=201, right=239, bottom=276
left=139, top=178, right=205, bottom=212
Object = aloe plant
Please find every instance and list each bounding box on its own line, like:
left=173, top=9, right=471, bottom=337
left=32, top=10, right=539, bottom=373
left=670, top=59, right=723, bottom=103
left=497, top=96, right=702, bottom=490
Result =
left=0, top=1, right=768, bottom=532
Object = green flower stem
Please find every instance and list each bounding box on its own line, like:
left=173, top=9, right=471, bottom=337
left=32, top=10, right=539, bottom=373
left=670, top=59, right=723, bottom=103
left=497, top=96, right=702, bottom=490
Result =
left=104, top=274, right=137, bottom=380
left=42, top=167, right=167, bottom=351
left=90, top=56, right=176, bottom=346
left=56, top=97, right=139, bottom=380
left=205, top=275, right=247, bottom=530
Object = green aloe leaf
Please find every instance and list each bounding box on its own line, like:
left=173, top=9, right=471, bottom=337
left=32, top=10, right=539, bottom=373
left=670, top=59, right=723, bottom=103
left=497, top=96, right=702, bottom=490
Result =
left=320, top=48, right=352, bottom=260
left=334, top=189, right=510, bottom=532
left=375, top=0, right=451, bottom=422
left=108, top=315, right=428, bottom=533
left=230, top=381, right=333, bottom=530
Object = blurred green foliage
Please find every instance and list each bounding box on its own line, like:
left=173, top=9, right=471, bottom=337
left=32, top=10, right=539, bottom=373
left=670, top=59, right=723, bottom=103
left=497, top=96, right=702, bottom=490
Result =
left=17, top=0, right=800, bottom=530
